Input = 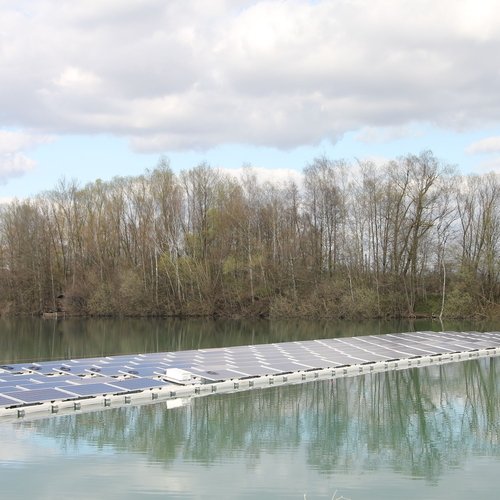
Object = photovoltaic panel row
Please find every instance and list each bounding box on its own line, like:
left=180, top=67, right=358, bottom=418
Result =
left=0, top=386, right=19, bottom=393
left=58, top=382, right=124, bottom=397
left=1, top=331, right=500, bottom=411
left=110, top=378, right=167, bottom=391
left=15, top=378, right=76, bottom=390
left=399, top=337, right=477, bottom=353
left=0, top=395, right=19, bottom=406
left=385, top=334, right=457, bottom=352
left=3, top=388, right=78, bottom=404
left=186, top=367, right=232, bottom=381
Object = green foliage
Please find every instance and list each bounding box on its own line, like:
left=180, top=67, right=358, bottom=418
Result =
left=117, top=268, right=149, bottom=315
left=443, top=288, right=480, bottom=319
left=339, top=287, right=380, bottom=319
left=87, top=282, right=115, bottom=316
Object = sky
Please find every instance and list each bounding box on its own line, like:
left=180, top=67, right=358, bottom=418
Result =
left=2, top=0, right=500, bottom=200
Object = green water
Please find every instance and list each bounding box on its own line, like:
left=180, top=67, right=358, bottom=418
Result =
left=0, top=318, right=499, bottom=499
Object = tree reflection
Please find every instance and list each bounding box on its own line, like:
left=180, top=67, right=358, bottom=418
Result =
left=20, top=357, right=500, bottom=482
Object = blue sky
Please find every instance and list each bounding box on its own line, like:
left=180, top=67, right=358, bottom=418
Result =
left=1, top=0, right=500, bottom=200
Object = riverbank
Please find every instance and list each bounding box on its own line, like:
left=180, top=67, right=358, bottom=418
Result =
left=3, top=295, right=498, bottom=322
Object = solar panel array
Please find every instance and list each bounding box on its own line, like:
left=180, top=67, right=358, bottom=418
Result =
left=1, top=330, right=499, bottom=410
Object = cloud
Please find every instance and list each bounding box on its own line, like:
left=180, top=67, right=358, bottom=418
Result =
left=355, top=125, right=424, bottom=144
left=466, top=136, right=500, bottom=154
left=0, top=153, right=36, bottom=183
left=470, top=156, right=500, bottom=174
left=0, top=130, right=53, bottom=155
left=0, top=130, right=53, bottom=183
left=1, top=1, right=500, bottom=151
left=53, top=66, right=102, bottom=93
left=465, top=133, right=500, bottom=172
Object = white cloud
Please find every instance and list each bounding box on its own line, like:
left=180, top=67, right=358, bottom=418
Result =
left=53, top=66, right=101, bottom=92
left=466, top=136, right=500, bottom=154
left=470, top=156, right=500, bottom=174
left=355, top=125, right=423, bottom=144
left=0, top=130, right=53, bottom=183
left=1, top=1, right=500, bottom=151
left=0, top=130, right=53, bottom=154
left=455, top=0, right=499, bottom=41
left=0, top=153, right=36, bottom=183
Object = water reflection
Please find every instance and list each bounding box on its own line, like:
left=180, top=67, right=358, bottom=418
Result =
left=18, top=358, right=500, bottom=483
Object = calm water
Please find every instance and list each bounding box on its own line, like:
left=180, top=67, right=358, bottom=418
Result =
left=0, top=318, right=499, bottom=499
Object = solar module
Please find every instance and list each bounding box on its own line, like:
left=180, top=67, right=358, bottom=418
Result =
left=189, top=367, right=254, bottom=381
left=57, top=383, right=122, bottom=397
left=71, top=376, right=118, bottom=384
left=0, top=395, right=18, bottom=406
left=15, top=378, right=75, bottom=390
left=0, top=364, right=24, bottom=374
left=85, top=366, right=132, bottom=376
left=110, top=378, right=166, bottom=391
left=260, top=360, right=315, bottom=372
left=4, top=388, right=77, bottom=404
left=0, top=379, right=21, bottom=388
left=0, top=386, right=20, bottom=393
left=120, top=366, right=165, bottom=377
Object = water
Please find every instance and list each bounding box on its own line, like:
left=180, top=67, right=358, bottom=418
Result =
left=0, top=318, right=499, bottom=499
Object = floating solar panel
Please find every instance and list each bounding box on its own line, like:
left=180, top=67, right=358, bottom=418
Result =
left=1, top=331, right=500, bottom=414
left=0, top=386, right=20, bottom=393
left=220, top=365, right=269, bottom=377
left=0, top=379, right=21, bottom=388
left=262, top=360, right=315, bottom=372
left=120, top=366, right=165, bottom=377
left=85, top=366, right=130, bottom=376
left=4, top=388, right=76, bottom=404
left=109, top=378, right=166, bottom=391
left=72, top=376, right=118, bottom=384
left=162, top=362, right=196, bottom=370
left=58, top=383, right=122, bottom=397
left=189, top=367, right=251, bottom=382
left=14, top=378, right=75, bottom=390
left=0, top=395, right=19, bottom=406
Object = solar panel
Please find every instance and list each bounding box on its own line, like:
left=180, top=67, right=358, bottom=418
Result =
left=121, top=366, right=165, bottom=377
left=57, top=383, right=123, bottom=397
left=264, top=360, right=315, bottom=372
left=71, top=376, right=118, bottom=384
left=4, top=387, right=77, bottom=404
left=0, top=386, right=20, bottom=393
left=14, top=378, right=75, bottom=390
left=0, top=395, right=19, bottom=406
left=0, top=379, right=20, bottom=388
left=0, top=365, right=16, bottom=372
left=109, top=378, right=167, bottom=391
left=236, top=364, right=283, bottom=377
left=0, top=364, right=25, bottom=374
left=188, top=367, right=251, bottom=381
left=85, top=366, right=130, bottom=376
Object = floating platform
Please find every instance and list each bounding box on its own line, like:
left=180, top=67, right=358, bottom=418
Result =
left=1, top=330, right=499, bottom=421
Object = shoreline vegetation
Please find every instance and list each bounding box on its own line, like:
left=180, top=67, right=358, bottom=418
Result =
left=1, top=151, right=499, bottom=321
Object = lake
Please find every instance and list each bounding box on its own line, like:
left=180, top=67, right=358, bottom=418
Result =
left=0, top=318, right=499, bottom=499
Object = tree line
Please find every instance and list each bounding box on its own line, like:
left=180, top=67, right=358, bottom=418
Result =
left=0, top=151, right=499, bottom=319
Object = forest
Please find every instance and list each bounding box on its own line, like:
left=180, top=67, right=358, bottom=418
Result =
left=0, top=150, right=499, bottom=319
